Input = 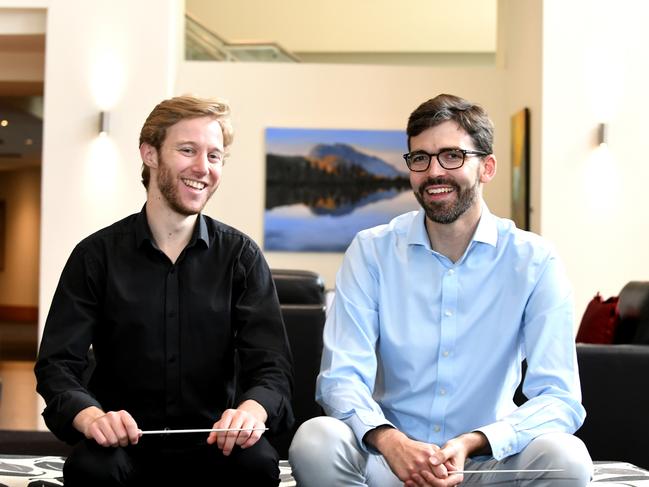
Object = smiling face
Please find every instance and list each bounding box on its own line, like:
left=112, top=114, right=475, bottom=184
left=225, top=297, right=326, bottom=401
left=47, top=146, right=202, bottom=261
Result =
left=409, top=120, right=495, bottom=225
left=144, top=116, right=224, bottom=216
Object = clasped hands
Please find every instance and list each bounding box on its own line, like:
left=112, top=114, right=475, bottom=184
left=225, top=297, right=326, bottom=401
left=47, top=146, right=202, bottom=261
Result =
left=367, top=427, right=488, bottom=487
left=72, top=399, right=267, bottom=456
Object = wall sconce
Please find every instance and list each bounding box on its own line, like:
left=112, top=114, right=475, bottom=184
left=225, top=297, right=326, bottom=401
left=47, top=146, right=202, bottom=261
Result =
left=99, top=111, right=109, bottom=136
left=597, top=122, right=608, bottom=146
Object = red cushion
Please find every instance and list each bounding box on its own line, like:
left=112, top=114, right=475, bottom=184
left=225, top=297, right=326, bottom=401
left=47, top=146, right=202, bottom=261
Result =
left=576, top=293, right=619, bottom=344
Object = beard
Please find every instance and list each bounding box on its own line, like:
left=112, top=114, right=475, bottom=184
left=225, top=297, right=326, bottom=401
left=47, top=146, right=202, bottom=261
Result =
left=413, top=171, right=480, bottom=224
left=156, top=155, right=215, bottom=216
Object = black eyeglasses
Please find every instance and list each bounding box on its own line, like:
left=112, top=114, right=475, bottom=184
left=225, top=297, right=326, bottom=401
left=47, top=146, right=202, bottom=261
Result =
left=402, top=148, right=489, bottom=172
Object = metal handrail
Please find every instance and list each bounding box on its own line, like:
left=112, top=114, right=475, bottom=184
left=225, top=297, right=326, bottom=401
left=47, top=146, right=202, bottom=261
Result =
left=185, top=12, right=300, bottom=63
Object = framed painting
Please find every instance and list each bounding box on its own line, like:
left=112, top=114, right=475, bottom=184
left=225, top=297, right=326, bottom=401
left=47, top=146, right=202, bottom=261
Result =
left=511, top=108, right=530, bottom=230
left=264, top=127, right=418, bottom=252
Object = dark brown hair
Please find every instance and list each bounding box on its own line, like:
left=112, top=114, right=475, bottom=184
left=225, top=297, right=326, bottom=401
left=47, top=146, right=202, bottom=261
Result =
left=406, top=94, right=493, bottom=154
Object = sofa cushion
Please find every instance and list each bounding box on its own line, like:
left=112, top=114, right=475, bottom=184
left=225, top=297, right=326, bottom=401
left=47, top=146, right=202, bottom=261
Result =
left=576, top=292, right=619, bottom=344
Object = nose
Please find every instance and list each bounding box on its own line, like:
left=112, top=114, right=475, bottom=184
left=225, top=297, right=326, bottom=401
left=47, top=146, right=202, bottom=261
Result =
left=424, top=156, right=448, bottom=178
left=192, top=151, right=210, bottom=175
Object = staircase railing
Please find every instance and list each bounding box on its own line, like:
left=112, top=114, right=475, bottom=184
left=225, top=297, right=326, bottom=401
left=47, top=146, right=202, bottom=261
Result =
left=185, top=13, right=300, bottom=63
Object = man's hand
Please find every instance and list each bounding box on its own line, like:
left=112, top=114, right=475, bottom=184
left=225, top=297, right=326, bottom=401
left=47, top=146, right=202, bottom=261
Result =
left=365, top=427, right=454, bottom=485
left=407, top=432, right=490, bottom=487
left=207, top=399, right=267, bottom=456
left=72, top=406, right=140, bottom=448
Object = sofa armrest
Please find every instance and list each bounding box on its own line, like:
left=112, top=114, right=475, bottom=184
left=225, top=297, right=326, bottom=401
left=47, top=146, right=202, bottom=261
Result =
left=576, top=343, right=649, bottom=469
left=0, top=429, right=71, bottom=456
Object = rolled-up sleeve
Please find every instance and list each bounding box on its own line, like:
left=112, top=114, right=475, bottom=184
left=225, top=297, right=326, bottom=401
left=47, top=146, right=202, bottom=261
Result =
left=476, top=252, right=585, bottom=459
left=234, top=242, right=294, bottom=434
left=34, top=245, right=103, bottom=444
left=316, top=236, right=392, bottom=452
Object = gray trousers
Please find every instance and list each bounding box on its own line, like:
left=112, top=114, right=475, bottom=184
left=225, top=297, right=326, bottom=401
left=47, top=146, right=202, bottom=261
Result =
left=289, top=417, right=593, bottom=487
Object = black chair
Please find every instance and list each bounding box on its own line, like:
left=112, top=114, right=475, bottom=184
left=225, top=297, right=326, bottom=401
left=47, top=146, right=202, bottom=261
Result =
left=615, top=281, right=649, bottom=344
left=268, top=269, right=327, bottom=458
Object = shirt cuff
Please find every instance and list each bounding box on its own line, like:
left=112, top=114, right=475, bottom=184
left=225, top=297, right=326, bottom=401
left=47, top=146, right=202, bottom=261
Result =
left=42, top=390, right=103, bottom=445
left=344, top=411, right=395, bottom=455
left=474, top=421, right=519, bottom=460
left=239, top=386, right=294, bottom=434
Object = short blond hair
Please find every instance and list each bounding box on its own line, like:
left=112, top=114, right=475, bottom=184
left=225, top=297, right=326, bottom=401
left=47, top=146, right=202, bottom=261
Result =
left=139, top=95, right=234, bottom=189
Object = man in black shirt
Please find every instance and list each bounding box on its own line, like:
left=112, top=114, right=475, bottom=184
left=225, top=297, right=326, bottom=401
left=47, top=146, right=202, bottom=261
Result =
left=35, top=96, right=293, bottom=486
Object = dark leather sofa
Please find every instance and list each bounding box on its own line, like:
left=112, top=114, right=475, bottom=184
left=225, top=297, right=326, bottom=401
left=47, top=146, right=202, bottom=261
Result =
left=574, top=281, right=649, bottom=469
left=2, top=274, right=648, bottom=472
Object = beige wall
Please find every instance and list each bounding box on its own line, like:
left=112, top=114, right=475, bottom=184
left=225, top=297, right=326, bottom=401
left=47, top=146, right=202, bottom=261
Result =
left=541, top=0, right=649, bottom=322
left=178, top=62, right=509, bottom=288
left=186, top=0, right=497, bottom=54
left=0, top=167, right=40, bottom=306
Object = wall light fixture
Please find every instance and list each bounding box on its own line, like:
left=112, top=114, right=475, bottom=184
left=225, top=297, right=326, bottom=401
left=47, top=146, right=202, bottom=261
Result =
left=597, top=123, right=608, bottom=146
left=99, top=111, right=109, bottom=136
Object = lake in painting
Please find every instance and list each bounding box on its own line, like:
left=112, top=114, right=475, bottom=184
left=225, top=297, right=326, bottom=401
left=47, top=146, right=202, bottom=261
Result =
left=264, top=127, right=420, bottom=252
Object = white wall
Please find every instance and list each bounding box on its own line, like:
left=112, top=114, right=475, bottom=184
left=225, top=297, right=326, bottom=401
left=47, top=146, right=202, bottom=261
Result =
left=178, top=62, right=509, bottom=288
left=541, top=0, right=649, bottom=320
left=23, top=0, right=183, bottom=336
left=9, top=0, right=642, bottom=338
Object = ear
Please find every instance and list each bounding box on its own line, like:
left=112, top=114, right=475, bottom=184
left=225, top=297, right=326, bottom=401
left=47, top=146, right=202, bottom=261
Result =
left=479, top=154, right=497, bottom=183
left=140, top=143, right=159, bottom=169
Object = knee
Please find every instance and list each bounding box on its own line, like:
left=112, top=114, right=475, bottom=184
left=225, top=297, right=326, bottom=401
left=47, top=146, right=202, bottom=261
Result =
left=528, top=433, right=593, bottom=484
left=63, top=441, right=133, bottom=487
left=232, top=438, right=280, bottom=484
left=289, top=416, right=354, bottom=468
left=290, top=417, right=351, bottom=457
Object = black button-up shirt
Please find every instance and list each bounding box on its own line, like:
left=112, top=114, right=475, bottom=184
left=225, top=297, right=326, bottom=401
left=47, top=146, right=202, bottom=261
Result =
left=35, top=208, right=293, bottom=444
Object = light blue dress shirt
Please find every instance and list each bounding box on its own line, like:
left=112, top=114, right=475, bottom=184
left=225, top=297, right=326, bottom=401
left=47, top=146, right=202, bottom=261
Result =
left=316, top=204, right=585, bottom=460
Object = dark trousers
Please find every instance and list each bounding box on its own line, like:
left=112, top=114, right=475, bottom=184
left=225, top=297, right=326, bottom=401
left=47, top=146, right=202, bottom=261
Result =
left=63, top=436, right=280, bottom=486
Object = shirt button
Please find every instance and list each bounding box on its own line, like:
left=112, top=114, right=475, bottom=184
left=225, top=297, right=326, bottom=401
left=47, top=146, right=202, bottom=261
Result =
left=440, top=388, right=447, bottom=396
left=168, top=355, right=176, bottom=363
left=433, top=425, right=441, bottom=432
left=442, top=350, right=449, bottom=357
left=444, top=310, right=453, bottom=317
left=448, top=269, right=455, bottom=275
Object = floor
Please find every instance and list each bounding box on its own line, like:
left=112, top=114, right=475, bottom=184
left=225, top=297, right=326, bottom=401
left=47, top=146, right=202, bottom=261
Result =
left=0, top=320, right=41, bottom=431
left=0, top=360, right=40, bottom=430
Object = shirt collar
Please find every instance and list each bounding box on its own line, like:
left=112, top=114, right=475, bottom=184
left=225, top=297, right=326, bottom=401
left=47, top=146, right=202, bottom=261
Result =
left=135, top=205, right=210, bottom=249
left=406, top=201, right=498, bottom=250
left=472, top=202, right=498, bottom=247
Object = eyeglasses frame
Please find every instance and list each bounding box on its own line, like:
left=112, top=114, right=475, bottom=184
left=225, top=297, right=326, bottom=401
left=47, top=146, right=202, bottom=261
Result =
left=402, top=148, right=490, bottom=172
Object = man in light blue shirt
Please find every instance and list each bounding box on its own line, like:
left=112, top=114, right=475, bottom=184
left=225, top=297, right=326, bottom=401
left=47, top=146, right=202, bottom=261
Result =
left=289, top=94, right=592, bottom=486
